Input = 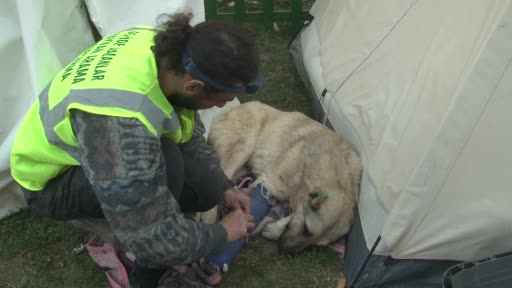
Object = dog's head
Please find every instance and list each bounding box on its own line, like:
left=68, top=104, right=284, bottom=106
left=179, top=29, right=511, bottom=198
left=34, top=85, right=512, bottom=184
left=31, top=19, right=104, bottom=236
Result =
left=265, top=141, right=361, bottom=254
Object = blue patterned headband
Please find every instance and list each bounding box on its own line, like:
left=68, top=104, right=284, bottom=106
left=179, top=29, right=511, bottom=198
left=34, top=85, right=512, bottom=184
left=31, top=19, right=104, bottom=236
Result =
left=181, top=49, right=262, bottom=94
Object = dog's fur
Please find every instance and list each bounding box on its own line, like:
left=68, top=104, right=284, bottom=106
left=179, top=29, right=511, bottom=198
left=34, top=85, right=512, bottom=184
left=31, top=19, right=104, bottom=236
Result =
left=206, top=101, right=361, bottom=253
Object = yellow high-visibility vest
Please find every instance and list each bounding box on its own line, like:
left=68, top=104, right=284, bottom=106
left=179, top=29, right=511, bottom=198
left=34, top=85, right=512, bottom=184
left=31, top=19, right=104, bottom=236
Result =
left=11, top=26, right=195, bottom=191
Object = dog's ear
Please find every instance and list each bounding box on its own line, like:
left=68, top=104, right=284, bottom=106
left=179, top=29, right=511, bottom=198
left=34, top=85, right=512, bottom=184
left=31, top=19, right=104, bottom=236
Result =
left=309, top=191, right=329, bottom=210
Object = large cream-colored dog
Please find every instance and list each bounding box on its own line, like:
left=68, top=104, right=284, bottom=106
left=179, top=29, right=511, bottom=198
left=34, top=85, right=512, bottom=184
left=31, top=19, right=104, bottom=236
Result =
left=207, top=101, right=361, bottom=253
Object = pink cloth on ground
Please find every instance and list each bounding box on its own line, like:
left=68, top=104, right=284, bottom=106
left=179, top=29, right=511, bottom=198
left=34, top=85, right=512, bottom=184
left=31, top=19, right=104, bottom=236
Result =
left=85, top=234, right=136, bottom=288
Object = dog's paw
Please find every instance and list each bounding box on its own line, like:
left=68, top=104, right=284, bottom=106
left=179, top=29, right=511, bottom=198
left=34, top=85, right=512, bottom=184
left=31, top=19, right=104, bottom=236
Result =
left=262, top=215, right=292, bottom=240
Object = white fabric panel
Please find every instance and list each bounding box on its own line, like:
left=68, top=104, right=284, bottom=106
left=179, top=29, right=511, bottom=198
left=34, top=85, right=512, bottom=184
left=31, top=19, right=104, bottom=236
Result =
left=315, top=0, right=505, bottom=209
left=309, top=0, right=512, bottom=260
left=388, top=69, right=512, bottom=259
left=0, top=0, right=95, bottom=219
left=85, top=0, right=205, bottom=37
left=311, top=0, right=417, bottom=94
left=329, top=0, right=507, bottom=212
left=299, top=21, right=325, bottom=98
left=381, top=3, right=512, bottom=260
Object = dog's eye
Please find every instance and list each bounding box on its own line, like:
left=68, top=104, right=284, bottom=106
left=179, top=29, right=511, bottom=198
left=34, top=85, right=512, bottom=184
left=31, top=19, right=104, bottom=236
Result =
left=303, top=222, right=313, bottom=237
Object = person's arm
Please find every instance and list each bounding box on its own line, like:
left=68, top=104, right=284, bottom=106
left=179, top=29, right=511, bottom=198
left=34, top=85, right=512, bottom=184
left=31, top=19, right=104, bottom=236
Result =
left=70, top=110, right=227, bottom=268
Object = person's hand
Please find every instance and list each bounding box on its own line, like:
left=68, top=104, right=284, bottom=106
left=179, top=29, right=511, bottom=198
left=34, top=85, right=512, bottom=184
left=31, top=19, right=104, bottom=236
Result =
left=224, top=188, right=251, bottom=216
left=219, top=209, right=255, bottom=242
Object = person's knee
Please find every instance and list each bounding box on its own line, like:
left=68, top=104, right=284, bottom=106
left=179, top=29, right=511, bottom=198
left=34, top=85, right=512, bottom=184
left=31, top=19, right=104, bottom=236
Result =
left=19, top=167, right=103, bottom=220
left=22, top=187, right=57, bottom=219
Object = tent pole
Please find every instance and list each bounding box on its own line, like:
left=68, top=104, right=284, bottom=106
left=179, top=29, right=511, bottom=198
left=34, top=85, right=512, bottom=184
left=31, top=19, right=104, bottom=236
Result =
left=286, top=15, right=314, bottom=49
left=348, top=235, right=382, bottom=288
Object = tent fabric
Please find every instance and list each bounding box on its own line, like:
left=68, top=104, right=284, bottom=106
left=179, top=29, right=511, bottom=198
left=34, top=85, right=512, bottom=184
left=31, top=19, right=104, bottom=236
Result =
left=0, top=1, right=234, bottom=220
left=0, top=0, right=95, bottom=219
left=301, top=0, right=512, bottom=261
left=288, top=20, right=326, bottom=121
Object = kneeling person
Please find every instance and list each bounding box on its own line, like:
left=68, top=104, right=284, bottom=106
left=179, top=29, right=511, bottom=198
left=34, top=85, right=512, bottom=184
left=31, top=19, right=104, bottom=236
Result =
left=10, top=13, right=260, bottom=288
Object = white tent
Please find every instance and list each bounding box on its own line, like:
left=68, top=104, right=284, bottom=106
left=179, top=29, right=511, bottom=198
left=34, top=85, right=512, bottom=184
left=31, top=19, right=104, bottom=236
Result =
left=290, top=0, right=512, bottom=288
left=291, top=0, right=512, bottom=285
left=0, top=0, right=236, bottom=219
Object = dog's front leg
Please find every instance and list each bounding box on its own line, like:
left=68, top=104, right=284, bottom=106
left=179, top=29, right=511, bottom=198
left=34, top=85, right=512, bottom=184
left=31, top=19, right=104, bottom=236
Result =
left=262, top=215, right=292, bottom=240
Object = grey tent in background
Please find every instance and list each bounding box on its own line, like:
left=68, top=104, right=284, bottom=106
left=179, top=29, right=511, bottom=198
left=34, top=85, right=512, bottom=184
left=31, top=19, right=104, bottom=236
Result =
left=290, top=0, right=512, bottom=287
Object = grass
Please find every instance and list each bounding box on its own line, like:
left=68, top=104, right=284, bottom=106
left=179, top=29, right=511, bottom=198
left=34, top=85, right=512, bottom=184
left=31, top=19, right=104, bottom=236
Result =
left=0, top=24, right=341, bottom=288
left=0, top=209, right=105, bottom=288
left=241, top=24, right=312, bottom=115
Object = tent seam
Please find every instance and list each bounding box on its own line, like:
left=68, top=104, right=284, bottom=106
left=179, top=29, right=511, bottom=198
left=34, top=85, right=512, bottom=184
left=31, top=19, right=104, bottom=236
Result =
left=323, top=0, right=420, bottom=126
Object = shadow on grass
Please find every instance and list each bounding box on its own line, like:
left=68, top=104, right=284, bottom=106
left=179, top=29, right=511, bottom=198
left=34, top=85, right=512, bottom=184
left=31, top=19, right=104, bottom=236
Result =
left=0, top=209, right=105, bottom=288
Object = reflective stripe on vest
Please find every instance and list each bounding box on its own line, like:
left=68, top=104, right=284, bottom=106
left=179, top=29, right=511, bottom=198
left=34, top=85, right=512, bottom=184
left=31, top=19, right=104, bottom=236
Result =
left=38, top=84, right=182, bottom=158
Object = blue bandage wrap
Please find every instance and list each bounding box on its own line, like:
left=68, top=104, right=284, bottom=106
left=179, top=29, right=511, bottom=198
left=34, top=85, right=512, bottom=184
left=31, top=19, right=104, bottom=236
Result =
left=206, top=184, right=271, bottom=271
